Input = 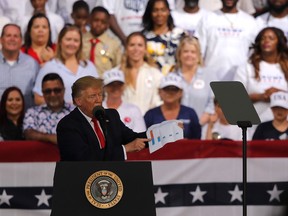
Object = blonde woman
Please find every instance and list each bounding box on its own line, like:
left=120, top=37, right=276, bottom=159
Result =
left=174, top=35, right=215, bottom=127
left=33, top=25, right=99, bottom=105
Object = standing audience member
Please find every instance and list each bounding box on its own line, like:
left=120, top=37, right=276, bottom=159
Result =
left=0, top=87, right=25, bottom=141
left=18, top=0, right=65, bottom=43
left=144, top=73, right=201, bottom=139
left=101, top=0, right=149, bottom=45
left=253, top=91, right=288, bottom=140
left=142, top=0, right=186, bottom=75
left=206, top=98, right=242, bottom=140
left=175, top=0, right=256, bottom=15
left=255, top=0, right=288, bottom=40
left=174, top=35, right=215, bottom=127
left=195, top=0, right=257, bottom=80
left=71, top=0, right=90, bottom=34
left=172, top=0, right=211, bottom=36
left=120, top=32, right=163, bottom=115
left=0, top=15, right=10, bottom=36
left=0, top=0, right=29, bottom=23
left=82, top=6, right=122, bottom=76
left=33, top=25, right=99, bottom=105
left=102, top=68, right=146, bottom=133
left=57, top=76, right=149, bottom=161
left=23, top=73, right=73, bottom=144
left=0, top=24, right=39, bottom=109
left=21, top=13, right=56, bottom=66
left=234, top=27, right=288, bottom=123
left=56, top=0, right=103, bottom=24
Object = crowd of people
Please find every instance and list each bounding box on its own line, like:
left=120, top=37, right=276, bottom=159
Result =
left=0, top=0, right=288, bottom=143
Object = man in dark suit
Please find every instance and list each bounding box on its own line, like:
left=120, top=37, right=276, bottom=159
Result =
left=56, top=76, right=148, bottom=161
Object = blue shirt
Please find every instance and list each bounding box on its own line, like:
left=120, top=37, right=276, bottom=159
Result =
left=0, top=52, right=39, bottom=109
left=144, top=105, right=201, bottom=139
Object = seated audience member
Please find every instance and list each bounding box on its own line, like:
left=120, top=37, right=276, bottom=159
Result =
left=23, top=73, right=73, bottom=144
left=21, top=13, right=56, bottom=66
left=57, top=76, right=149, bottom=161
left=82, top=6, right=122, bottom=76
left=144, top=73, right=201, bottom=139
left=252, top=91, right=288, bottom=140
left=18, top=0, right=65, bottom=43
left=0, top=87, right=25, bottom=140
left=234, top=27, right=288, bottom=124
left=102, top=68, right=146, bottom=133
left=121, top=32, right=163, bottom=115
left=206, top=98, right=242, bottom=140
left=0, top=24, right=39, bottom=109
left=142, top=0, right=186, bottom=75
left=33, top=25, right=99, bottom=105
left=71, top=0, right=90, bottom=34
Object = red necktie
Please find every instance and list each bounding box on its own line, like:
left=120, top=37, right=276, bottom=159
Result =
left=92, top=118, right=106, bottom=149
left=89, top=38, right=100, bottom=63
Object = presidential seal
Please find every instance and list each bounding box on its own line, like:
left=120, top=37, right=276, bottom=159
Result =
left=85, top=170, right=123, bottom=209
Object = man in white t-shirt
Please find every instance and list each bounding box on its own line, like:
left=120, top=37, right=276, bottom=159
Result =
left=255, top=0, right=288, bottom=40
left=195, top=0, right=257, bottom=80
left=175, top=0, right=255, bottom=14
left=172, top=0, right=211, bottom=36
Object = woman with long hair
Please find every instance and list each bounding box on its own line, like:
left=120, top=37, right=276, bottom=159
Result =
left=234, top=27, right=288, bottom=125
left=142, top=0, right=185, bottom=75
left=21, top=13, right=55, bottom=66
left=33, top=24, right=99, bottom=105
left=0, top=86, right=25, bottom=140
left=119, top=31, right=163, bottom=115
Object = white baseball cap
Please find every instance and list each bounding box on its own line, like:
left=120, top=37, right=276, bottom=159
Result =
left=270, top=91, right=288, bottom=109
left=103, top=68, right=125, bottom=86
left=160, top=73, right=183, bottom=89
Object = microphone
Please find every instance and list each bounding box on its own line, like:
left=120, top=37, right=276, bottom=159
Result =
left=92, top=106, right=107, bottom=137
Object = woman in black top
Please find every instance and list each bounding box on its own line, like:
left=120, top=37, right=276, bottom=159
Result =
left=0, top=86, right=25, bottom=140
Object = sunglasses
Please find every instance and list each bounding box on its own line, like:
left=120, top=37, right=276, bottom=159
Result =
left=42, top=88, right=63, bottom=95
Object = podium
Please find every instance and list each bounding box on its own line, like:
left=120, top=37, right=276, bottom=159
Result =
left=50, top=161, right=156, bottom=216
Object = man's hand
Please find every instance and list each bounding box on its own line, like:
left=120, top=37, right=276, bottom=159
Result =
left=124, top=138, right=151, bottom=153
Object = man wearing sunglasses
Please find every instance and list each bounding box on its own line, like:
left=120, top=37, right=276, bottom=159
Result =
left=23, top=73, right=74, bottom=144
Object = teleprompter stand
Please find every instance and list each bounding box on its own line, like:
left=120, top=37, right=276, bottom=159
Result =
left=210, top=81, right=260, bottom=216
left=50, top=161, right=156, bottom=216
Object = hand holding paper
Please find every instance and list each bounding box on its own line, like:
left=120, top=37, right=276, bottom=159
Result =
left=146, top=120, right=184, bottom=153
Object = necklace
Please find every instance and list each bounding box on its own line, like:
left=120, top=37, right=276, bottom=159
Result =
left=222, top=12, right=238, bottom=30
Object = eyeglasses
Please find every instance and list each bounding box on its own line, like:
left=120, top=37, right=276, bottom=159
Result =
left=42, top=88, right=63, bottom=95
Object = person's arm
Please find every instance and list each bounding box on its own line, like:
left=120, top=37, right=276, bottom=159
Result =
left=109, top=14, right=127, bottom=46
left=24, top=129, right=57, bottom=144
left=34, top=92, right=45, bottom=105
left=205, top=113, right=218, bottom=140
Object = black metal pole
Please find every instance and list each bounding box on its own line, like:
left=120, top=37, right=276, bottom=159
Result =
left=237, top=121, right=252, bottom=216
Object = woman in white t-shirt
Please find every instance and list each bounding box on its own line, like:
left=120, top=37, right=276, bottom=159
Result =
left=234, top=27, right=288, bottom=124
